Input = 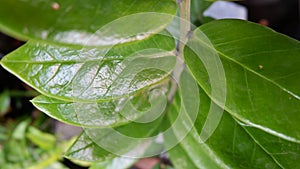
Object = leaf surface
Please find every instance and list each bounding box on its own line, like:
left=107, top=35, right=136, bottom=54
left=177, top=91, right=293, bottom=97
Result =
left=66, top=114, right=163, bottom=162
left=166, top=84, right=281, bottom=169
left=89, top=157, right=136, bottom=169
left=65, top=132, right=114, bottom=162
left=185, top=19, right=300, bottom=142
left=1, top=33, right=175, bottom=101
left=0, top=0, right=177, bottom=45
left=243, top=125, right=300, bottom=168
left=31, top=85, right=168, bottom=127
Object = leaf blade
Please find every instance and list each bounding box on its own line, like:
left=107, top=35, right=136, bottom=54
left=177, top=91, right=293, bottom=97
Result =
left=0, top=0, right=177, bottom=45
left=1, top=33, right=176, bottom=101
left=31, top=84, right=168, bottom=127
left=166, top=83, right=281, bottom=169
left=184, top=19, right=300, bottom=142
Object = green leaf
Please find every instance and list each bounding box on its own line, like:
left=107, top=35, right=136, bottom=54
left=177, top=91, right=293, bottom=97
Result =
left=31, top=84, right=168, bottom=127
left=0, top=0, right=177, bottom=45
left=37, top=162, right=67, bottom=169
left=164, top=123, right=197, bottom=169
left=0, top=126, right=7, bottom=141
left=26, top=126, right=56, bottom=150
left=0, top=90, right=10, bottom=116
left=0, top=150, right=5, bottom=167
left=1, top=33, right=175, bottom=101
left=191, top=0, right=213, bottom=24
left=65, top=132, right=113, bottom=162
left=28, top=149, right=65, bottom=169
left=166, top=83, right=281, bottom=168
left=167, top=144, right=197, bottom=169
left=12, top=120, right=29, bottom=140
left=66, top=108, right=164, bottom=162
left=243, top=125, right=300, bottom=168
left=4, top=139, right=29, bottom=164
left=89, top=157, right=136, bottom=169
left=184, top=19, right=300, bottom=142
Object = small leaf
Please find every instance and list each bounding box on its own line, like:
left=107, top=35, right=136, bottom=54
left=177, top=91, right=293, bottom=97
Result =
left=185, top=19, right=300, bottom=142
left=12, top=120, right=29, bottom=140
left=0, top=0, right=177, bottom=45
left=1, top=33, right=175, bottom=101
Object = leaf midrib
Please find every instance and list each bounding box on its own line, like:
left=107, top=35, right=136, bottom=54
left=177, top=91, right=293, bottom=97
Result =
left=190, top=32, right=300, bottom=143
left=239, top=124, right=284, bottom=169
left=193, top=34, right=300, bottom=101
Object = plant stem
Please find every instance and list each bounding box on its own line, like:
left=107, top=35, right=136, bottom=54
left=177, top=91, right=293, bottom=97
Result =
left=179, top=0, right=191, bottom=55
left=168, top=0, right=191, bottom=101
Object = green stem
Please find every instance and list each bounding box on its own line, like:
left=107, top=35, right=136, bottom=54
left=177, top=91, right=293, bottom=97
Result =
left=168, top=0, right=191, bottom=101
left=179, top=0, right=191, bottom=54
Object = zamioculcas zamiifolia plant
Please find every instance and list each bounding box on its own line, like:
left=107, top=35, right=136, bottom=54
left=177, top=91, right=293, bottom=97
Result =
left=1, top=0, right=300, bottom=168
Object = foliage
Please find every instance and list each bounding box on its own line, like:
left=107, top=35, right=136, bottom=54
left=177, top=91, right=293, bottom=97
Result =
left=0, top=120, right=69, bottom=169
left=1, top=0, right=300, bottom=168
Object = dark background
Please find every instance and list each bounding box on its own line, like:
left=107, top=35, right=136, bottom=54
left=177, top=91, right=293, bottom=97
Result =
left=238, top=0, right=300, bottom=40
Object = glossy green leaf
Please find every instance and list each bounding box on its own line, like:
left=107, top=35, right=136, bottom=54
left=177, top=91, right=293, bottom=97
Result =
left=164, top=119, right=197, bottom=169
left=66, top=112, right=164, bottom=161
left=1, top=33, right=175, bottom=101
left=243, top=125, right=300, bottom=168
left=31, top=84, right=168, bottom=127
left=83, top=114, right=164, bottom=157
left=89, top=157, right=136, bottom=169
left=65, top=113, right=162, bottom=162
left=167, top=144, right=197, bottom=169
left=65, top=132, right=113, bottom=162
left=0, top=0, right=177, bottom=45
left=166, top=84, right=281, bottom=168
left=185, top=19, right=300, bottom=142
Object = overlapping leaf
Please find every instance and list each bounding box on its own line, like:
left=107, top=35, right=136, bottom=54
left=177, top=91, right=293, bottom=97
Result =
left=1, top=33, right=175, bottom=101
left=166, top=82, right=286, bottom=168
left=184, top=19, right=300, bottom=142
left=0, top=0, right=177, bottom=45
left=89, top=157, right=136, bottom=169
left=31, top=84, right=168, bottom=127
left=66, top=112, right=164, bottom=162
left=65, top=132, right=115, bottom=162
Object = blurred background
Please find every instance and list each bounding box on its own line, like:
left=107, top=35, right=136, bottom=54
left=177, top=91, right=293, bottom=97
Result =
left=238, top=0, right=300, bottom=39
